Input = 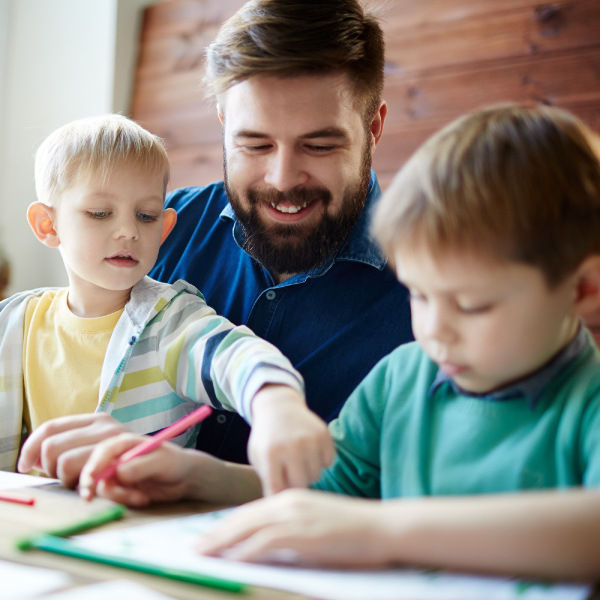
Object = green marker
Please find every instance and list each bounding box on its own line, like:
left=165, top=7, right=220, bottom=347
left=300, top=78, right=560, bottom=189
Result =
left=24, top=535, right=246, bottom=594
left=15, top=504, right=126, bottom=551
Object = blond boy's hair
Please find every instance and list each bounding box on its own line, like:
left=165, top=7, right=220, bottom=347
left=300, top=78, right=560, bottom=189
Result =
left=205, top=0, right=385, bottom=122
left=372, top=104, right=600, bottom=287
left=34, top=114, right=170, bottom=206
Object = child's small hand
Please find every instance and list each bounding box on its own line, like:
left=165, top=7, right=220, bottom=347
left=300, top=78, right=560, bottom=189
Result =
left=247, top=385, right=335, bottom=495
left=17, top=413, right=128, bottom=487
left=195, top=489, right=389, bottom=568
left=78, top=433, right=198, bottom=507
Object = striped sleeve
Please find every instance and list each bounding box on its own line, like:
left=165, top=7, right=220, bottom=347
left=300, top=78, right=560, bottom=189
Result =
left=154, top=292, right=304, bottom=422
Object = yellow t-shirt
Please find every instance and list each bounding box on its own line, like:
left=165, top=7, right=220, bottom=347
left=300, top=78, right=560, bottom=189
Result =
left=22, top=289, right=123, bottom=434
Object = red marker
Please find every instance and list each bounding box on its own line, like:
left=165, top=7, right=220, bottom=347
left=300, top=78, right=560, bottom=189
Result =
left=0, top=492, right=35, bottom=506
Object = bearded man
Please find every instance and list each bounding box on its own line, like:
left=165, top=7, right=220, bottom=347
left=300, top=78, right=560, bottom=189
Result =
left=149, top=0, right=413, bottom=463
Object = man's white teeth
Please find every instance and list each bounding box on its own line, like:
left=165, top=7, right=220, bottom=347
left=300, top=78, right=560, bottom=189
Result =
left=271, top=202, right=308, bottom=214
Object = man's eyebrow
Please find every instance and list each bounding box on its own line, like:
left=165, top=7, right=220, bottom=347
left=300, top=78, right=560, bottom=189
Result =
left=302, top=127, right=349, bottom=140
left=232, top=127, right=349, bottom=139
left=233, top=129, right=269, bottom=139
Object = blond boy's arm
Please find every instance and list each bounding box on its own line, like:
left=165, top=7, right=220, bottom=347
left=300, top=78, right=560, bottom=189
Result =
left=197, top=487, right=600, bottom=580
left=159, top=295, right=334, bottom=494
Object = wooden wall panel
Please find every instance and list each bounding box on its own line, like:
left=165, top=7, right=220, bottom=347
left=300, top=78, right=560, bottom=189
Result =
left=130, top=0, right=600, bottom=342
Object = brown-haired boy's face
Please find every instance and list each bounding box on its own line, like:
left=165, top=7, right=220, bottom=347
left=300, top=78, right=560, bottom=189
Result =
left=393, top=242, right=580, bottom=394
left=219, top=73, right=381, bottom=279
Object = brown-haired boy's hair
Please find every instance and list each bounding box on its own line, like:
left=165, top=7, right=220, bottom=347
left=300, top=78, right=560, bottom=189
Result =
left=372, top=104, right=600, bottom=288
left=205, top=0, right=385, bottom=121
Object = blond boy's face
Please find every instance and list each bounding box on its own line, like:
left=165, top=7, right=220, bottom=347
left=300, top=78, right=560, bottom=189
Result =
left=51, top=163, right=169, bottom=312
left=394, top=243, right=580, bottom=394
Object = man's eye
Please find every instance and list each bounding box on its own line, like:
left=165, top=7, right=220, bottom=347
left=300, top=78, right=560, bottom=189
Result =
left=245, top=144, right=271, bottom=152
left=306, top=144, right=336, bottom=153
left=137, top=212, right=158, bottom=222
left=87, top=211, right=109, bottom=219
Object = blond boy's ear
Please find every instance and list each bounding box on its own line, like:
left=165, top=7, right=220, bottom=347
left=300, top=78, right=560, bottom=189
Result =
left=160, top=208, right=177, bottom=244
left=573, top=256, right=600, bottom=317
left=27, top=202, right=60, bottom=248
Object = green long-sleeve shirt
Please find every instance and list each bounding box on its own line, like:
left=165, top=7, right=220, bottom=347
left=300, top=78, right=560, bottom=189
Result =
left=315, top=329, right=600, bottom=498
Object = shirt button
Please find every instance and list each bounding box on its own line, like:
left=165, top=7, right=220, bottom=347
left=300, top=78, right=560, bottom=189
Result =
left=216, top=414, right=227, bottom=424
left=266, top=290, right=276, bottom=300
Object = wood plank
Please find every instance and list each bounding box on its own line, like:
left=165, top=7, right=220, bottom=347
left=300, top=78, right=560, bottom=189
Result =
left=384, top=0, right=600, bottom=76
left=140, top=0, right=244, bottom=39
left=134, top=102, right=221, bottom=147
left=383, top=48, right=600, bottom=129
left=131, top=69, right=208, bottom=113
left=165, top=143, right=223, bottom=192
left=380, top=0, right=597, bottom=32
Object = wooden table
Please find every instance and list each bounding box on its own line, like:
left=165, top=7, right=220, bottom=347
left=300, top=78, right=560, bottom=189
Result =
left=0, top=482, right=309, bottom=599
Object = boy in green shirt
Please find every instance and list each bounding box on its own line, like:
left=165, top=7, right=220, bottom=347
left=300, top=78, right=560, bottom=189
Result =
left=79, top=104, right=600, bottom=580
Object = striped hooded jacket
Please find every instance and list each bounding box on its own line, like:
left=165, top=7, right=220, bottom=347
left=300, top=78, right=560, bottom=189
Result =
left=0, top=277, right=304, bottom=471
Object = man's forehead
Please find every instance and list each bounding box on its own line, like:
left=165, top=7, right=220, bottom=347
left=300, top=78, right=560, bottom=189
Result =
left=219, top=73, right=364, bottom=134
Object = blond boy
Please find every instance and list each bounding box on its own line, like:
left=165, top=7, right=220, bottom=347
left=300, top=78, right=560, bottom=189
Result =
left=1, top=114, right=332, bottom=493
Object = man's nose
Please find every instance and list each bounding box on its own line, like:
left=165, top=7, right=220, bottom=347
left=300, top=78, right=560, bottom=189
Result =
left=264, top=148, right=308, bottom=192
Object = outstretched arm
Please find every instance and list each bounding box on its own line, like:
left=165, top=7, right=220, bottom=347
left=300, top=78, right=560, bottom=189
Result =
left=161, top=295, right=335, bottom=494
left=196, top=487, right=600, bottom=580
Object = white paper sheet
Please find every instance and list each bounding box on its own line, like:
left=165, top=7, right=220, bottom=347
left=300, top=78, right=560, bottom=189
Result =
left=0, top=559, right=71, bottom=599
left=0, top=471, right=58, bottom=490
left=35, top=580, right=176, bottom=600
left=72, top=510, right=593, bottom=600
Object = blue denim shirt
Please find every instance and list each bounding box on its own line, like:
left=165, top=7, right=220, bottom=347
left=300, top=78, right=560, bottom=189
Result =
left=150, top=172, right=413, bottom=462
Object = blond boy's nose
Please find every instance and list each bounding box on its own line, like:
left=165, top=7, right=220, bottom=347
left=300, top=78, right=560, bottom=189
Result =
left=114, top=219, right=139, bottom=240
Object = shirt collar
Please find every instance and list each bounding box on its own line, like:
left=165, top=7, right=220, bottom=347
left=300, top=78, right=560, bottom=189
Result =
left=428, top=323, right=588, bottom=409
left=219, top=171, right=388, bottom=281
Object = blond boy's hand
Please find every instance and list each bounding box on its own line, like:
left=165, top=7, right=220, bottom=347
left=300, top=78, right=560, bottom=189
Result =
left=17, top=413, right=128, bottom=487
left=247, top=385, right=335, bottom=495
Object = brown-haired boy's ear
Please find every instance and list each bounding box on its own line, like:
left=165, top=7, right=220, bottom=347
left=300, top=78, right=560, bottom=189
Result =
left=27, top=202, right=60, bottom=248
left=573, top=256, right=600, bottom=317
left=160, top=208, right=177, bottom=244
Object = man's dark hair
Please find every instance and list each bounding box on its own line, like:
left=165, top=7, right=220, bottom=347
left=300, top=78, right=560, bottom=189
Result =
left=205, top=0, right=385, bottom=120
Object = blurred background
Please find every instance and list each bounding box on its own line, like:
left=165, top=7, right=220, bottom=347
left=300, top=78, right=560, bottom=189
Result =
left=1, top=0, right=599, bottom=303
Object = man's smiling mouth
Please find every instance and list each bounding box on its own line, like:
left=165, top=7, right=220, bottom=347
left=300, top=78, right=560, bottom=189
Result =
left=270, top=201, right=309, bottom=214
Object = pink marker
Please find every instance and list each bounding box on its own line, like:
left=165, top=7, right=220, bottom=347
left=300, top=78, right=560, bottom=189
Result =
left=95, top=405, right=213, bottom=483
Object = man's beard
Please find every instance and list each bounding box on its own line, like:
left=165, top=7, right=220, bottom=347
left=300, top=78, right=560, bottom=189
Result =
left=224, top=145, right=372, bottom=276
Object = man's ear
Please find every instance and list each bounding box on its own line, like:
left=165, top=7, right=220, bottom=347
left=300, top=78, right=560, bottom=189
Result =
left=160, top=208, right=177, bottom=244
left=27, top=202, right=60, bottom=248
left=368, top=100, right=387, bottom=153
left=573, top=256, right=600, bottom=317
